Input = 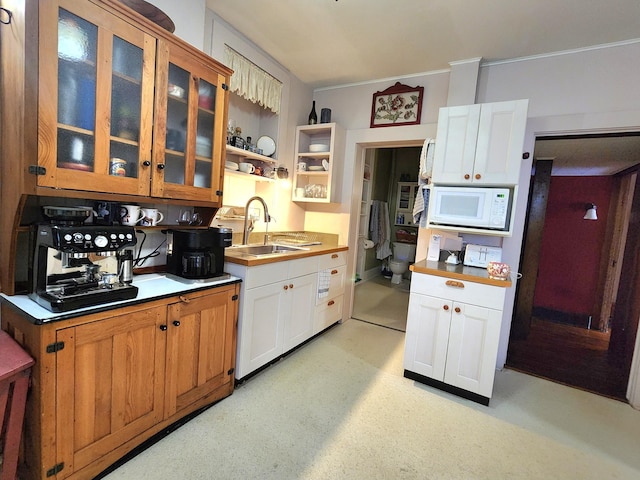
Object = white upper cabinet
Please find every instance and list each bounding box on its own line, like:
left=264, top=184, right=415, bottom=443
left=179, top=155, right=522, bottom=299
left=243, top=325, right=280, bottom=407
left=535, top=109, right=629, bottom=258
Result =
left=432, top=100, right=528, bottom=186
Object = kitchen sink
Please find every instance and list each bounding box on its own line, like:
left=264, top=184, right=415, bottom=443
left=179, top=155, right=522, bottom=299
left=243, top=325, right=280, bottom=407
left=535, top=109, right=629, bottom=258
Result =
left=227, top=244, right=307, bottom=257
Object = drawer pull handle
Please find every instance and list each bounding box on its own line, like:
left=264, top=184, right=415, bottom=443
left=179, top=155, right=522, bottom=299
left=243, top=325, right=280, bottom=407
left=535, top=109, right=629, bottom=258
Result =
left=454, top=307, right=461, bottom=313
left=445, top=280, right=464, bottom=288
left=443, top=305, right=449, bottom=311
left=179, top=295, right=191, bottom=303
left=331, top=254, right=338, bottom=259
left=331, top=269, right=338, bottom=275
left=328, top=300, right=335, bottom=306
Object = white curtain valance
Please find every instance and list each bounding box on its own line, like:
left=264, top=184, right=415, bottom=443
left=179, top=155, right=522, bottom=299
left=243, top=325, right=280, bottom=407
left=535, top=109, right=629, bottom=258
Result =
left=224, top=45, right=282, bottom=114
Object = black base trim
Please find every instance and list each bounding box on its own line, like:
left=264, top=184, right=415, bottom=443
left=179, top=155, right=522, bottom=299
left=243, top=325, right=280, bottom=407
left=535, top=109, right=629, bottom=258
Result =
left=93, top=400, right=221, bottom=479
left=404, top=369, right=490, bottom=406
left=235, top=321, right=340, bottom=385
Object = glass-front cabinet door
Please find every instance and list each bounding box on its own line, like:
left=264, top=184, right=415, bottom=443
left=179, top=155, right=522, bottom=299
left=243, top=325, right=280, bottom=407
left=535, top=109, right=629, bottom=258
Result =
left=38, top=0, right=154, bottom=195
left=151, top=39, right=226, bottom=204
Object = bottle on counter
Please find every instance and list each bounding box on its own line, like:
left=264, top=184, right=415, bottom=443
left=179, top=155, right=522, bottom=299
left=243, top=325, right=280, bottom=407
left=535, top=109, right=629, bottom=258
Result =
left=308, top=101, right=317, bottom=125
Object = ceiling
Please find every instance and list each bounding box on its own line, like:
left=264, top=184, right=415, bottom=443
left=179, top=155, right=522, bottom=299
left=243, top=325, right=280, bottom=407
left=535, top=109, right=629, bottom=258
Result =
left=206, top=0, right=640, bottom=175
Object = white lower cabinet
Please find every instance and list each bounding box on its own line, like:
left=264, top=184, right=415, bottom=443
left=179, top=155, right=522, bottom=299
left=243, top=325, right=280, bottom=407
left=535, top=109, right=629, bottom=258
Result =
left=226, top=251, right=347, bottom=380
left=403, top=272, right=505, bottom=404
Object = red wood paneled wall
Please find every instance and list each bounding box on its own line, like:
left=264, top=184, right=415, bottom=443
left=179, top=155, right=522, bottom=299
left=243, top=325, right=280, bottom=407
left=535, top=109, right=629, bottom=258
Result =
left=533, top=176, right=613, bottom=315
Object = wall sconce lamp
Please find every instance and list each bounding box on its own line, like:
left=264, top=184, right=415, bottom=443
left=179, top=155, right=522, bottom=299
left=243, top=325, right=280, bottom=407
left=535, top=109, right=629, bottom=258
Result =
left=583, top=203, right=598, bottom=220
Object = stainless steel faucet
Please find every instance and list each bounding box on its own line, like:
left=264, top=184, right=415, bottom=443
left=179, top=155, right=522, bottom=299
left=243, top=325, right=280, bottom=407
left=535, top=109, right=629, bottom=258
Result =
left=243, top=196, right=273, bottom=245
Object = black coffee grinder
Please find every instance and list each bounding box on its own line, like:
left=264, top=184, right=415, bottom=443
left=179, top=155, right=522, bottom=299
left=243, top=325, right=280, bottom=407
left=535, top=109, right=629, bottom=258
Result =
left=166, top=227, right=232, bottom=280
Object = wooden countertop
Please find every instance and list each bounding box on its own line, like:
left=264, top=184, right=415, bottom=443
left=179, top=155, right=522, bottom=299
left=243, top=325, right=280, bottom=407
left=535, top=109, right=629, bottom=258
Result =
left=410, top=260, right=513, bottom=288
left=224, top=244, right=348, bottom=267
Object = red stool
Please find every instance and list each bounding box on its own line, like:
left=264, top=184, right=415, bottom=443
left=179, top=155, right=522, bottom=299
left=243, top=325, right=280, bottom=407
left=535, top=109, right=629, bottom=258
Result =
left=1, top=331, right=34, bottom=480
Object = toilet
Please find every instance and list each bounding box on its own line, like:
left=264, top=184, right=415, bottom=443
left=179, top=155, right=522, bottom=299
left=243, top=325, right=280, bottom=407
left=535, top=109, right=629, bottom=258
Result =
left=389, top=242, right=417, bottom=284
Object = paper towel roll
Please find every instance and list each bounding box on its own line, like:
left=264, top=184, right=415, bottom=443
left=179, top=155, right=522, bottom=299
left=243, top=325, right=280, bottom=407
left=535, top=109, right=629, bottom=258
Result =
left=363, top=239, right=375, bottom=249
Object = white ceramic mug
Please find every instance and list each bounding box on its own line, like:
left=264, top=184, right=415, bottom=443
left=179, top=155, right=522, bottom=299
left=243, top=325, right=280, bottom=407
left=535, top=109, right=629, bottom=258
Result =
left=297, top=162, right=307, bottom=171
left=140, top=208, right=164, bottom=227
left=119, top=204, right=144, bottom=226
left=239, top=162, right=255, bottom=174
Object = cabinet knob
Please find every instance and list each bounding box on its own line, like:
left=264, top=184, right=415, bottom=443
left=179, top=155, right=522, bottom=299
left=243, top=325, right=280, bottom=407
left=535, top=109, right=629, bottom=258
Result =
left=283, top=285, right=288, bottom=290
left=443, top=305, right=449, bottom=311
left=331, top=254, right=338, bottom=259
left=328, top=300, right=335, bottom=306
left=289, top=283, right=294, bottom=289
left=173, top=320, right=181, bottom=327
left=464, top=174, right=470, bottom=180
left=142, top=160, right=151, bottom=167
left=157, top=163, right=165, bottom=170
left=159, top=324, right=168, bottom=331
left=454, top=307, right=461, bottom=313
left=179, top=295, right=191, bottom=303
left=475, top=173, right=481, bottom=180
left=331, top=269, right=338, bottom=275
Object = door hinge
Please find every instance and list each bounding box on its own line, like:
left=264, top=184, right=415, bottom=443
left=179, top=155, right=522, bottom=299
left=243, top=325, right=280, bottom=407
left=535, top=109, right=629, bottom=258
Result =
left=227, top=367, right=235, bottom=375
left=46, top=462, right=64, bottom=477
left=216, top=190, right=223, bottom=196
left=232, top=294, right=238, bottom=301
left=29, top=165, right=46, bottom=175
left=46, top=342, right=65, bottom=353
left=222, top=83, right=229, bottom=91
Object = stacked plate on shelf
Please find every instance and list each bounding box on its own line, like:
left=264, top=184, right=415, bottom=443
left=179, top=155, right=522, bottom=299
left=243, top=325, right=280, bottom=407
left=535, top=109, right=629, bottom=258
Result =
left=309, top=143, right=329, bottom=152
left=225, top=161, right=239, bottom=171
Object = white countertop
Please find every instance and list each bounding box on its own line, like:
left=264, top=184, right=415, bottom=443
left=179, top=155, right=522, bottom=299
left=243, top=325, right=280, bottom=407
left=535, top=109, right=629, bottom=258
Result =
left=0, top=273, right=241, bottom=324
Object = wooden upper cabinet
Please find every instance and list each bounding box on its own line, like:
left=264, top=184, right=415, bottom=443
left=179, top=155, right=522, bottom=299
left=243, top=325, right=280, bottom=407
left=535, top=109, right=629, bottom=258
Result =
left=150, top=40, right=226, bottom=203
left=36, top=0, right=228, bottom=204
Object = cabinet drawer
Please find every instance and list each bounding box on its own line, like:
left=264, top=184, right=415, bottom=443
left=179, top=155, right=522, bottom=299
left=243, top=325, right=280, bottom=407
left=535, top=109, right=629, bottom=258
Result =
left=410, top=273, right=506, bottom=309
left=289, top=256, right=320, bottom=278
left=318, top=251, right=347, bottom=270
left=314, top=294, right=343, bottom=333
left=316, top=264, right=345, bottom=305
left=227, top=262, right=289, bottom=289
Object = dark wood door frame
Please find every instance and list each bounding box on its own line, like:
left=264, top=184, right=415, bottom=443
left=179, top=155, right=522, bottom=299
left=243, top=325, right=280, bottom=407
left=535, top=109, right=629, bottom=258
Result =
left=510, top=159, right=552, bottom=340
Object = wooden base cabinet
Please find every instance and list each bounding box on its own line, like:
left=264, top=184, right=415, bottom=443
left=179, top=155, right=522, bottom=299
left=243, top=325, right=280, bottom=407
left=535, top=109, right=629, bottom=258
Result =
left=1, top=283, right=239, bottom=480
left=403, top=273, right=505, bottom=404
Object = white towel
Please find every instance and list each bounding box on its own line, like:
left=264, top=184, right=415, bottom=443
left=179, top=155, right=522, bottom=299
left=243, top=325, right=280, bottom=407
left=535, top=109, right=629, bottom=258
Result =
left=378, top=202, right=393, bottom=260
left=418, top=138, right=435, bottom=183
left=413, top=139, right=434, bottom=226
left=318, top=269, right=331, bottom=299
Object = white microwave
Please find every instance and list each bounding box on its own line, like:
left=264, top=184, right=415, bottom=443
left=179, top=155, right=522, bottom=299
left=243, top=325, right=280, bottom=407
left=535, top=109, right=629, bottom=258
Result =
left=428, top=186, right=512, bottom=231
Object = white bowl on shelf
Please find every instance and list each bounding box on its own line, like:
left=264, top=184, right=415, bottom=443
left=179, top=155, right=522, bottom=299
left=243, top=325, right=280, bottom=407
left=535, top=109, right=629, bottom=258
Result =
left=308, top=166, right=324, bottom=171
left=309, top=143, right=329, bottom=153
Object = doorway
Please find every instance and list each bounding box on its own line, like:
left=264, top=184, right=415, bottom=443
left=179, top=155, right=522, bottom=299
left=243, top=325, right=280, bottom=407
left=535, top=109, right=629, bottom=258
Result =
left=507, top=133, right=640, bottom=401
left=352, top=146, right=420, bottom=332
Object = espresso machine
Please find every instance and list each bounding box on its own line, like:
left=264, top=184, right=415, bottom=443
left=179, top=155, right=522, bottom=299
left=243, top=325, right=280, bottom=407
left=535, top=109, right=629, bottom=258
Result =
left=29, top=218, right=139, bottom=313
left=166, top=227, right=232, bottom=280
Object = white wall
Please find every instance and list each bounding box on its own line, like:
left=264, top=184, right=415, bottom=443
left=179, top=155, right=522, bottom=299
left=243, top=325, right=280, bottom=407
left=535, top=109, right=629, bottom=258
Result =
left=149, top=0, right=206, bottom=50
left=203, top=12, right=313, bottom=233
left=314, top=41, right=640, bottom=375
